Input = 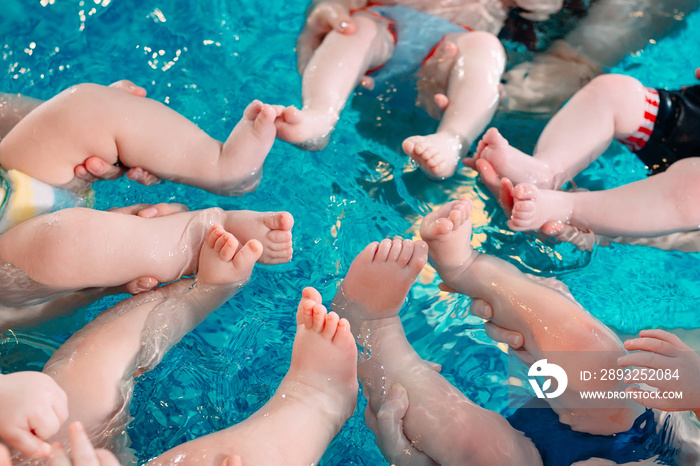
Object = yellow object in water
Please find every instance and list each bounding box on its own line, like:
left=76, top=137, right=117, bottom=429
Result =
left=0, top=168, right=94, bottom=233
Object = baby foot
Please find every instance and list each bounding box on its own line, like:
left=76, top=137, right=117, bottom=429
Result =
left=221, top=210, right=294, bottom=265
left=221, top=100, right=279, bottom=194
left=507, top=182, right=574, bottom=231
left=274, top=106, right=335, bottom=151
left=339, top=238, right=428, bottom=320
left=196, top=225, right=262, bottom=285
left=474, top=128, right=558, bottom=188
left=420, top=197, right=477, bottom=284
left=402, top=132, right=463, bottom=179
left=283, top=286, right=358, bottom=425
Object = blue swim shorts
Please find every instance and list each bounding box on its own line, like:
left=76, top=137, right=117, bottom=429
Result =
left=507, top=398, right=677, bottom=465
left=356, top=5, right=467, bottom=109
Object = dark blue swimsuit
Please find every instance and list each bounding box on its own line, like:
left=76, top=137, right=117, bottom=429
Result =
left=506, top=399, right=677, bottom=465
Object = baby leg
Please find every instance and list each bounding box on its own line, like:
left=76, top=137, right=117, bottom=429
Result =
left=421, top=198, right=645, bottom=434
left=0, top=207, right=293, bottom=295
left=275, top=12, right=395, bottom=151
left=403, top=31, right=505, bottom=179
left=149, top=289, right=358, bottom=465
left=0, top=79, right=145, bottom=142
left=0, top=84, right=277, bottom=195
left=476, top=74, right=650, bottom=188
left=506, top=156, right=700, bottom=236
left=332, top=238, right=542, bottom=465
left=32, top=226, right=260, bottom=459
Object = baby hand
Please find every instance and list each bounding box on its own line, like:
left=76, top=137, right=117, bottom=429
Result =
left=618, top=330, right=700, bottom=413
left=0, top=372, right=69, bottom=458
left=297, top=1, right=357, bottom=74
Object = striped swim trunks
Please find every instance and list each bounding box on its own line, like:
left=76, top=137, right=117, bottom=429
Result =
left=618, top=87, right=660, bottom=153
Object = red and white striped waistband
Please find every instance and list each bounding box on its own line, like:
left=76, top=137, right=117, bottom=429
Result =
left=618, top=87, right=659, bottom=152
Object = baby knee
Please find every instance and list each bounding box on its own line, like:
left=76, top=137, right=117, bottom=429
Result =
left=350, top=10, right=395, bottom=49
left=561, top=320, right=622, bottom=354
left=582, top=74, right=638, bottom=100
left=452, top=31, right=504, bottom=55
left=61, top=83, right=108, bottom=103
left=348, top=11, right=389, bottom=38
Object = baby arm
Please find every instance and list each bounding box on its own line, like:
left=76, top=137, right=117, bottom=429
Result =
left=0, top=372, right=69, bottom=458
left=618, top=330, right=700, bottom=418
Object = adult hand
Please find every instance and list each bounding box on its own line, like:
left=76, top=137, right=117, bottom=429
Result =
left=0, top=372, right=69, bottom=458
left=108, top=79, right=147, bottom=97
left=540, top=220, right=596, bottom=251
left=73, top=80, right=159, bottom=187
left=108, top=202, right=189, bottom=218
left=468, top=158, right=597, bottom=251
left=108, top=203, right=191, bottom=294
left=618, top=329, right=700, bottom=413
left=364, top=383, right=438, bottom=465
left=416, top=40, right=458, bottom=119
left=220, top=456, right=244, bottom=466
left=470, top=298, right=533, bottom=364
left=0, top=444, right=10, bottom=466
left=125, top=167, right=161, bottom=186
left=73, top=156, right=127, bottom=184
left=49, top=422, right=120, bottom=466
left=74, top=157, right=160, bottom=187
left=297, top=1, right=357, bottom=74
left=439, top=284, right=531, bottom=362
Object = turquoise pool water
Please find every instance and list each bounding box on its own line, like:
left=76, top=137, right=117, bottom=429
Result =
left=1, top=0, right=700, bottom=464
